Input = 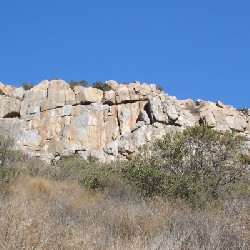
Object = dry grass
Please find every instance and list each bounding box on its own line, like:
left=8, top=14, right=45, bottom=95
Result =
left=0, top=174, right=249, bottom=249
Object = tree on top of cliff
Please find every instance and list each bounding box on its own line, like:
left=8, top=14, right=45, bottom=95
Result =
left=92, top=81, right=112, bottom=91
left=69, top=80, right=88, bottom=90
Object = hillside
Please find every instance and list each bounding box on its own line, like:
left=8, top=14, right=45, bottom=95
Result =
left=0, top=80, right=249, bottom=249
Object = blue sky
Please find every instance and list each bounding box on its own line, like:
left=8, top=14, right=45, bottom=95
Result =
left=0, top=1, right=249, bottom=108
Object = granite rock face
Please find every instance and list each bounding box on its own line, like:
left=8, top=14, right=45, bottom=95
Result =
left=0, top=79, right=249, bottom=162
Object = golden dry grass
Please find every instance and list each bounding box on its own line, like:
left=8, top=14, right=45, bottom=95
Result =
left=0, top=174, right=249, bottom=249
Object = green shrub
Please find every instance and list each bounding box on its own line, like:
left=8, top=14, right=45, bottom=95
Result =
left=0, top=136, right=23, bottom=182
left=87, top=154, right=99, bottom=163
left=156, top=85, right=164, bottom=91
left=69, top=80, right=88, bottom=90
left=92, top=81, right=112, bottom=91
left=81, top=164, right=115, bottom=190
left=0, top=89, right=4, bottom=95
left=53, top=154, right=116, bottom=190
left=52, top=155, right=86, bottom=181
left=123, top=126, right=246, bottom=207
left=22, top=82, right=34, bottom=90
left=0, top=136, right=23, bottom=167
left=122, top=161, right=166, bottom=197
left=237, top=107, right=249, bottom=116
left=0, top=165, right=20, bottom=183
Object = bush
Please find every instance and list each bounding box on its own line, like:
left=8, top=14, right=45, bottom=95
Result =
left=122, top=162, right=166, bottom=197
left=52, top=155, right=116, bottom=190
left=0, top=136, right=23, bottom=182
left=69, top=80, right=88, bottom=90
left=237, top=107, right=249, bottom=116
left=22, top=82, right=34, bottom=90
left=156, top=85, right=164, bottom=91
left=81, top=164, right=115, bottom=190
left=50, top=155, right=86, bottom=181
left=123, top=126, right=247, bottom=207
left=0, top=136, right=23, bottom=167
left=0, top=89, right=4, bottom=95
left=92, top=81, right=112, bottom=91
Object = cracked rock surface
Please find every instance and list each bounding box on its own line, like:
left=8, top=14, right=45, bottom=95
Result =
left=0, top=79, right=249, bottom=162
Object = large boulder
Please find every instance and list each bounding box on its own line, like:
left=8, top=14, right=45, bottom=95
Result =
left=0, top=96, right=21, bottom=118
left=75, top=86, right=103, bottom=104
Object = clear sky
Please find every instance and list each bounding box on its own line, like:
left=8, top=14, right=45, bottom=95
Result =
left=0, top=1, right=249, bottom=108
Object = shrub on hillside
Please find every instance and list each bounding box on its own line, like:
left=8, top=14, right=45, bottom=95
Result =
left=0, top=136, right=23, bottom=182
left=52, top=154, right=116, bottom=190
left=123, top=126, right=247, bottom=207
left=81, top=163, right=116, bottom=190
left=0, top=89, right=4, bottom=95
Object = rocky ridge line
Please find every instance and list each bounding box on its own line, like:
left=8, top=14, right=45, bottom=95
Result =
left=0, top=80, right=249, bottom=162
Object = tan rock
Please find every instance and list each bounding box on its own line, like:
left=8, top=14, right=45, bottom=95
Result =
left=128, top=82, right=141, bottom=101
left=117, top=101, right=147, bottom=135
left=12, top=87, right=25, bottom=100
left=140, top=84, right=152, bottom=100
left=0, top=79, right=249, bottom=162
left=0, top=83, right=15, bottom=96
left=0, top=96, right=21, bottom=118
left=41, top=80, right=69, bottom=111
left=115, top=84, right=130, bottom=104
left=103, top=90, right=116, bottom=105
left=75, top=86, right=103, bottom=104
left=105, top=80, right=119, bottom=90
left=216, top=101, right=224, bottom=108
left=246, top=122, right=250, bottom=132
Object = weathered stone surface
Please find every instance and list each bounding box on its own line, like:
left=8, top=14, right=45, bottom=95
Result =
left=0, top=118, right=23, bottom=139
left=216, top=101, right=224, bottom=108
left=197, top=101, right=247, bottom=132
left=0, top=79, right=249, bottom=163
left=12, top=87, right=25, bottom=100
left=115, top=84, right=130, bottom=104
left=21, top=80, right=49, bottom=117
left=106, top=80, right=119, bottom=90
left=0, top=83, right=15, bottom=96
left=39, top=80, right=72, bottom=111
left=0, top=96, right=21, bottom=118
left=103, top=90, right=116, bottom=105
left=75, top=86, right=103, bottom=104
left=137, top=109, right=150, bottom=125
left=117, top=101, right=147, bottom=135
left=246, top=121, right=250, bottom=132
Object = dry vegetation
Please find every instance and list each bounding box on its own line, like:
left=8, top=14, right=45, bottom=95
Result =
left=0, top=172, right=249, bottom=249
left=0, top=127, right=249, bottom=249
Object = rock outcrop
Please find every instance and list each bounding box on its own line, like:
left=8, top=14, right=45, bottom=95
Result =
left=0, top=80, right=249, bottom=162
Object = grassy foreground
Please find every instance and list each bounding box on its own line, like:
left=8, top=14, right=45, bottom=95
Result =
left=0, top=126, right=249, bottom=249
left=0, top=172, right=249, bottom=249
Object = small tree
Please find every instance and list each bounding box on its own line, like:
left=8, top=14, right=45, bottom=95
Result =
left=69, top=80, right=88, bottom=90
left=0, top=136, right=22, bottom=181
left=156, top=85, right=164, bottom=91
left=237, top=107, right=249, bottom=116
left=0, top=136, right=15, bottom=167
left=92, top=81, right=112, bottom=91
left=23, top=82, right=34, bottom=90
left=123, top=126, right=246, bottom=207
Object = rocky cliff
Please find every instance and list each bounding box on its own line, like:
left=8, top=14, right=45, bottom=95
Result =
left=0, top=80, right=249, bottom=162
